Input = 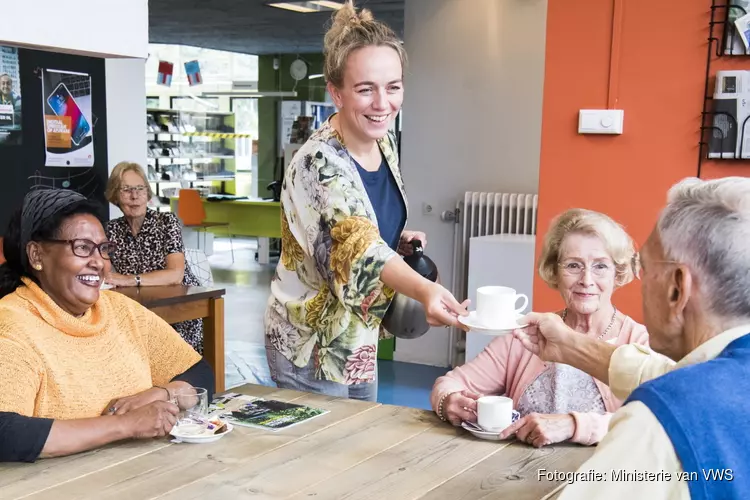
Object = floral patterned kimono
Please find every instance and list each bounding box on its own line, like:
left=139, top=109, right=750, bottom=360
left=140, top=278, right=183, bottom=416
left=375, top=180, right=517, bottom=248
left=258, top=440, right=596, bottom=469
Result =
left=265, top=118, right=408, bottom=386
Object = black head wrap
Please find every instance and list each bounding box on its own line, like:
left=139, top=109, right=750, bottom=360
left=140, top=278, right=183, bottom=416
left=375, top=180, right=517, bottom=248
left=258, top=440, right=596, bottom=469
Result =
left=19, top=188, right=86, bottom=267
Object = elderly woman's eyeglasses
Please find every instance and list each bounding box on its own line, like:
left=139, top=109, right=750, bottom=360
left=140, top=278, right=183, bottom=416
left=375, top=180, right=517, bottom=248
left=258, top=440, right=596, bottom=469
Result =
left=45, top=239, right=116, bottom=260
left=558, top=261, right=614, bottom=277
left=120, top=185, right=148, bottom=196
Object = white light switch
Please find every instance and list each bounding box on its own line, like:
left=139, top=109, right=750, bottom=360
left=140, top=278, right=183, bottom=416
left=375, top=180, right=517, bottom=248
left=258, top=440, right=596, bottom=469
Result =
left=578, top=109, right=624, bottom=135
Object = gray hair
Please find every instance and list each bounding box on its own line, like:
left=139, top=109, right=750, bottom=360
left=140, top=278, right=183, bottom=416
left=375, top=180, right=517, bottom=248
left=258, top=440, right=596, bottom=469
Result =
left=657, top=177, right=750, bottom=319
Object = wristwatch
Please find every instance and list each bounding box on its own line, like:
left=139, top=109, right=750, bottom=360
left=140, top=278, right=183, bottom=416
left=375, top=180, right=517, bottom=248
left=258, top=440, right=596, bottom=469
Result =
left=135, top=275, right=142, bottom=287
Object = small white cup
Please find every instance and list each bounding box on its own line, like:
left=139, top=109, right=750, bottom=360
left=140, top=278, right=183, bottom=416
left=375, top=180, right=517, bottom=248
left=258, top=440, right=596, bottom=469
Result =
left=476, top=286, right=528, bottom=326
left=477, top=396, right=514, bottom=432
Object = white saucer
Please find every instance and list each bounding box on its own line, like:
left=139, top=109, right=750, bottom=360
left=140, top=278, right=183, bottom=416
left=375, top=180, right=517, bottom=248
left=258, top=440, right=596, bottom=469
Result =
left=458, top=311, right=528, bottom=334
left=461, top=410, right=520, bottom=441
left=170, top=422, right=233, bottom=444
left=100, top=283, right=114, bottom=290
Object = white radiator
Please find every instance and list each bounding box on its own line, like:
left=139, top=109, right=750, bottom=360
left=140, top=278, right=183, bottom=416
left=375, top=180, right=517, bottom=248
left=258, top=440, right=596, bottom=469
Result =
left=448, top=192, right=539, bottom=366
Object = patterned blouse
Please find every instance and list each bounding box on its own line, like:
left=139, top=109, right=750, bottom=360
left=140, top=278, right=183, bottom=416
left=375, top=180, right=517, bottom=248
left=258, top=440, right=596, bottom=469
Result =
left=106, top=209, right=204, bottom=354
left=266, top=117, right=408, bottom=385
left=516, top=363, right=607, bottom=417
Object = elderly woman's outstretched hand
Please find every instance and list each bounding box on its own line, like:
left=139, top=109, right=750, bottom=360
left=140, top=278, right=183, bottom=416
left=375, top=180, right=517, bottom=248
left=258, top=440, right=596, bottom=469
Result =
left=512, top=312, right=573, bottom=363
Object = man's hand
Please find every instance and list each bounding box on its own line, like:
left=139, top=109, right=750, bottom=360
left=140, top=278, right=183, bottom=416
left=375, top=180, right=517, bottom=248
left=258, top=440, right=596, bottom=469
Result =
left=512, top=312, right=574, bottom=363
left=514, top=311, right=618, bottom=385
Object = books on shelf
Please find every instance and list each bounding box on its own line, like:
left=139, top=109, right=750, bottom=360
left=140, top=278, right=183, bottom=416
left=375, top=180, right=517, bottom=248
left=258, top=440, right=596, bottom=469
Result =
left=209, top=393, right=329, bottom=432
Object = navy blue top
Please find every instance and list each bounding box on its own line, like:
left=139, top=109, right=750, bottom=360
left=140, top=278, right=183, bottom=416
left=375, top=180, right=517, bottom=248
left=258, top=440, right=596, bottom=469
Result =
left=353, top=154, right=406, bottom=251
left=626, top=332, right=750, bottom=500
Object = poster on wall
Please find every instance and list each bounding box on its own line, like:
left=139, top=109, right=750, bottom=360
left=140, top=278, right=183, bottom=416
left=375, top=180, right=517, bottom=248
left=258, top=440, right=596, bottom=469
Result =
left=0, top=46, right=22, bottom=146
left=41, top=68, right=94, bottom=167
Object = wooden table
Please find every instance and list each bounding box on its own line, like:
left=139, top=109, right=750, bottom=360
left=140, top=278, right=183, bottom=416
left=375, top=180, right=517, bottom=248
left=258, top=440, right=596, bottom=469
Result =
left=116, top=285, right=227, bottom=393
left=0, top=384, right=594, bottom=499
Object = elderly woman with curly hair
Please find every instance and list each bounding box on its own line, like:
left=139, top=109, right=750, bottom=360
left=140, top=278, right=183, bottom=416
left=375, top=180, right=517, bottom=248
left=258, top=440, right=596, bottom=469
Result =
left=431, top=208, right=649, bottom=447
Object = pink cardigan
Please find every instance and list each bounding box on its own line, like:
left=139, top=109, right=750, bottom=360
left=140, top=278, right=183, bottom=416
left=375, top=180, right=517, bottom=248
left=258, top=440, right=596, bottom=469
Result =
left=431, top=316, right=649, bottom=445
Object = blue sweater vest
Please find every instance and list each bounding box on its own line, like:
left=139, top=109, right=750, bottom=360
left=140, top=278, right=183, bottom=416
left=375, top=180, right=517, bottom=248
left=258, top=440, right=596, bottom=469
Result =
left=626, top=333, right=750, bottom=500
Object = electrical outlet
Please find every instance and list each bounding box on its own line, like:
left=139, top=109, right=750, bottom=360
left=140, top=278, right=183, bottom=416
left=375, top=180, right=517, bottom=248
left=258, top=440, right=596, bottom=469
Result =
left=422, top=202, right=434, bottom=215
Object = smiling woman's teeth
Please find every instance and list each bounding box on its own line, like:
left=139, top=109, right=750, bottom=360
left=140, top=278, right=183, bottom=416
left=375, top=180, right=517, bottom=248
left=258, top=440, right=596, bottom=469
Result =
left=366, top=115, right=388, bottom=123
left=77, top=275, right=100, bottom=283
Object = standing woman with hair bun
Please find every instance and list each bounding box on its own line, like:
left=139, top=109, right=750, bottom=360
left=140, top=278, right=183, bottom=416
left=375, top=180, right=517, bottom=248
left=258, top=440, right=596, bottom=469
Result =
left=265, top=0, right=468, bottom=401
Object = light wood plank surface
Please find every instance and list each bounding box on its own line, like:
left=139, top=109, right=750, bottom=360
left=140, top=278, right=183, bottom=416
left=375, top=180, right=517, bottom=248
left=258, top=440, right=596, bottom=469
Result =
left=158, top=405, right=436, bottom=499
left=0, top=384, right=595, bottom=500
left=418, top=442, right=594, bottom=500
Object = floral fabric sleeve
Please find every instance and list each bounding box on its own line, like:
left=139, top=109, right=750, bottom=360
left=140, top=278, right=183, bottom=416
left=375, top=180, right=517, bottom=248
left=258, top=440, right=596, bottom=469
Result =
left=282, top=149, right=398, bottom=327
left=267, top=120, right=408, bottom=385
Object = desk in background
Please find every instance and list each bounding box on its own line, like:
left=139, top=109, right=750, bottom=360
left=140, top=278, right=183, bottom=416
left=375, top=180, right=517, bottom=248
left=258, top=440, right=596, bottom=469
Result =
left=171, top=197, right=281, bottom=263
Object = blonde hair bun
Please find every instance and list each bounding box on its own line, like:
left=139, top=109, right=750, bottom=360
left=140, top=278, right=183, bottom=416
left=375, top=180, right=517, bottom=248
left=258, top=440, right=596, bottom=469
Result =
left=323, top=1, right=406, bottom=87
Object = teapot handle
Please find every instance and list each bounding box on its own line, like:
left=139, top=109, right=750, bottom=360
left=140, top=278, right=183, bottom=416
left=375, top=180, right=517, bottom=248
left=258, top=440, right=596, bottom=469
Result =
left=410, top=239, right=424, bottom=254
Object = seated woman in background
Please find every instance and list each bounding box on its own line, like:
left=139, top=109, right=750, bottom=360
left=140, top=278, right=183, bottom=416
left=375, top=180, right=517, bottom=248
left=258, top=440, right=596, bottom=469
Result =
left=0, top=188, right=214, bottom=463
left=104, top=161, right=204, bottom=353
left=431, top=209, right=648, bottom=447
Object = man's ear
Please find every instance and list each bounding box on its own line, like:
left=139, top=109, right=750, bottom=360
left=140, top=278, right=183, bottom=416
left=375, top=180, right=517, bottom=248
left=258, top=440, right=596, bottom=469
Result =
left=667, top=265, right=692, bottom=320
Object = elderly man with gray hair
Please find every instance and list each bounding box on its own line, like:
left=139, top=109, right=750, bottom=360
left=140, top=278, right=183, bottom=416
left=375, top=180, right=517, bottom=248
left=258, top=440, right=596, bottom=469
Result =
left=515, top=176, right=750, bottom=500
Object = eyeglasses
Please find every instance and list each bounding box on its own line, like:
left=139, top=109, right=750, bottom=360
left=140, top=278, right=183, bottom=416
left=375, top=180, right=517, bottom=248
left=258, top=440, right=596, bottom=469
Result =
left=120, top=185, right=148, bottom=196
left=558, top=260, right=615, bottom=278
left=45, top=239, right=117, bottom=260
left=633, top=253, right=682, bottom=280
left=632, top=253, right=642, bottom=280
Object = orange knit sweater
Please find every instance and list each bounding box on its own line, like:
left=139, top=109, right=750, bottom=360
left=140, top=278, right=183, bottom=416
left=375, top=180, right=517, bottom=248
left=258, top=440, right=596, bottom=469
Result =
left=0, top=278, right=201, bottom=419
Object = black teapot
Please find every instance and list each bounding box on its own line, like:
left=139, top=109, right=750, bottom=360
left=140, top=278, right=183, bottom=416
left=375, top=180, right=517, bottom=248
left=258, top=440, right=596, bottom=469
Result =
left=381, top=240, right=438, bottom=339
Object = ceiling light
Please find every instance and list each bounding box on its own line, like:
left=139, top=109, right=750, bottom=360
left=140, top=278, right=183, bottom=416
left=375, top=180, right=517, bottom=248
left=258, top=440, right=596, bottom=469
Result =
left=308, top=74, right=325, bottom=80
left=267, top=1, right=341, bottom=13
left=202, top=91, right=299, bottom=98
left=310, top=1, right=345, bottom=9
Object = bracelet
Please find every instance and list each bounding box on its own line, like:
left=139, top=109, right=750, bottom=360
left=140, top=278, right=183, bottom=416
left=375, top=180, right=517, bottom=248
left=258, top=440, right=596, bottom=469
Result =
left=154, top=385, right=170, bottom=401
left=437, top=391, right=457, bottom=422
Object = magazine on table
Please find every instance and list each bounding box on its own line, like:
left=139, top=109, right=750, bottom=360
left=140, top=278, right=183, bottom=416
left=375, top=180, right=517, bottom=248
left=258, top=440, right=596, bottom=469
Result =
left=209, top=393, right=329, bottom=431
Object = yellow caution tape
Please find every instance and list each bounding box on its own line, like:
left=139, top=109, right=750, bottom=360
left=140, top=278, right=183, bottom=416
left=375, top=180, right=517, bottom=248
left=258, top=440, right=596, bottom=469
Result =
left=183, top=132, right=252, bottom=138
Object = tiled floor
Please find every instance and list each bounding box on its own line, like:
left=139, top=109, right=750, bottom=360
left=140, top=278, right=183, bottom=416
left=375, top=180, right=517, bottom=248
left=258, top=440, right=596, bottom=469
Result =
left=207, top=237, right=448, bottom=411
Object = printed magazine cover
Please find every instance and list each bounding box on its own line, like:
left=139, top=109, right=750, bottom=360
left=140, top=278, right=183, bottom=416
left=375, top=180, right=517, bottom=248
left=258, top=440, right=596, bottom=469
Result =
left=209, top=393, right=329, bottom=431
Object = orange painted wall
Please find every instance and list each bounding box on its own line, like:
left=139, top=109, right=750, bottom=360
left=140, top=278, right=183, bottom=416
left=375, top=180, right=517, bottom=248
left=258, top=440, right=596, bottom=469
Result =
left=534, top=0, right=750, bottom=321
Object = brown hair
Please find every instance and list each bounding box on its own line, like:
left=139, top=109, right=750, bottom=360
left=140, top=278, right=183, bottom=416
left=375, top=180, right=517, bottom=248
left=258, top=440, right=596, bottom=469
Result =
left=105, top=161, right=154, bottom=205
left=538, top=208, right=637, bottom=289
left=323, top=0, right=407, bottom=87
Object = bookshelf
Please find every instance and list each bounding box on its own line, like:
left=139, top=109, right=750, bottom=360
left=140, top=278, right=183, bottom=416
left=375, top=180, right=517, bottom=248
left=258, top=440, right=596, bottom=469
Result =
left=146, top=108, right=251, bottom=210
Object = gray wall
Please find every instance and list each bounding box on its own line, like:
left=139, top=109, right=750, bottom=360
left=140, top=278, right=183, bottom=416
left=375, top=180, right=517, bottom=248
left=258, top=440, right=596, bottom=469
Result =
left=397, top=0, right=548, bottom=366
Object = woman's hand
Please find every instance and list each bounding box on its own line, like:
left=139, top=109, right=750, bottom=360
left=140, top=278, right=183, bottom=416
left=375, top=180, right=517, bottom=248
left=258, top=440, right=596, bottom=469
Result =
left=398, top=230, right=427, bottom=255
left=442, top=390, right=481, bottom=426
left=103, top=387, right=171, bottom=416
left=118, top=401, right=180, bottom=439
left=498, top=413, right=576, bottom=447
left=418, top=282, right=470, bottom=329
left=104, top=272, right=136, bottom=288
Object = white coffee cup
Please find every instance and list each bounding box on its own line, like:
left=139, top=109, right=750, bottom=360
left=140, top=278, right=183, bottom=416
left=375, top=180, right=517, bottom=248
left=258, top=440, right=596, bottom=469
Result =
left=476, top=286, right=528, bottom=326
left=477, top=395, right=514, bottom=432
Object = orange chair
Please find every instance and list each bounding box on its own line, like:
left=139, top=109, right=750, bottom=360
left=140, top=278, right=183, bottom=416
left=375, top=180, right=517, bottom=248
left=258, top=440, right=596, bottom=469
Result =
left=177, top=189, right=207, bottom=226
left=177, top=189, right=234, bottom=262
